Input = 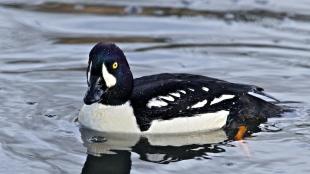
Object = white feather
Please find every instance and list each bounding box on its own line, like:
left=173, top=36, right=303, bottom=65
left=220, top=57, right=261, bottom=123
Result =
left=78, top=102, right=140, bottom=133
left=145, top=153, right=166, bottom=162
left=191, top=99, right=208, bottom=108
left=144, top=110, right=229, bottom=134
left=248, top=92, right=273, bottom=101
left=101, top=64, right=116, bottom=88
left=202, top=87, right=209, bottom=92
left=147, top=95, right=176, bottom=108
left=210, top=95, right=235, bottom=105
left=159, top=95, right=174, bottom=101
left=169, top=92, right=181, bottom=98
left=178, top=90, right=186, bottom=94
left=87, top=61, right=92, bottom=82
left=147, top=98, right=168, bottom=108
left=188, top=88, right=195, bottom=91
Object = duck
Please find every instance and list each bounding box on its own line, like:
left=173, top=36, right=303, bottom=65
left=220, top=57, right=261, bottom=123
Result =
left=78, top=42, right=282, bottom=137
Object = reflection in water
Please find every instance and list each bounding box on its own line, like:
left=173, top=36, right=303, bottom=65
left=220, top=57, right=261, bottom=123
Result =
left=133, top=138, right=226, bottom=164
left=82, top=150, right=132, bottom=174
left=79, top=127, right=244, bottom=174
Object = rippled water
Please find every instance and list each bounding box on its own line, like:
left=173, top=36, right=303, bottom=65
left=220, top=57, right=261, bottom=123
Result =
left=0, top=0, right=310, bottom=173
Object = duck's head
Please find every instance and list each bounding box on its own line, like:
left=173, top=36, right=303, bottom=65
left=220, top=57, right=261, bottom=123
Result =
left=83, top=43, right=133, bottom=105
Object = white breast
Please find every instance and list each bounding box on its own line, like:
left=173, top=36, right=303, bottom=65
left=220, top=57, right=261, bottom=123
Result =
left=78, top=102, right=140, bottom=133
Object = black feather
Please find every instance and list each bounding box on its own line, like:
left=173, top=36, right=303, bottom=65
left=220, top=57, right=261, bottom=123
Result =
left=130, top=73, right=282, bottom=131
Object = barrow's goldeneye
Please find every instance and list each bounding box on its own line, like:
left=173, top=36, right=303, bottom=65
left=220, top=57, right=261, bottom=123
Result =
left=78, top=43, right=282, bottom=135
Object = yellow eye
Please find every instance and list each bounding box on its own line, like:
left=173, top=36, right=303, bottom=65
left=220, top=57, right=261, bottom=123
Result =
left=112, top=62, right=118, bottom=69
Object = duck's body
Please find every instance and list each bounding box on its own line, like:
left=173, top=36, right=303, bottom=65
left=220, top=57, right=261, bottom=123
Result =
left=78, top=43, right=282, bottom=134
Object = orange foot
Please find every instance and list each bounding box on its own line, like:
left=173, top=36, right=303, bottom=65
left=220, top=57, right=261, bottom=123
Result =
left=234, top=125, right=248, bottom=140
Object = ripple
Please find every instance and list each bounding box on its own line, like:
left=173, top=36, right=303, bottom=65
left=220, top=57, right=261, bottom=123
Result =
left=55, top=36, right=168, bottom=44
left=134, top=42, right=310, bottom=52
left=4, top=2, right=310, bottom=22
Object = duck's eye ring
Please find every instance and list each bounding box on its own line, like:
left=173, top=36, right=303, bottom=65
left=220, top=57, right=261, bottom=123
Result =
left=112, top=62, right=118, bottom=69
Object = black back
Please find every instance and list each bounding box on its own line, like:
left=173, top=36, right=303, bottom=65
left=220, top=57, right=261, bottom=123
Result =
left=130, top=73, right=282, bottom=131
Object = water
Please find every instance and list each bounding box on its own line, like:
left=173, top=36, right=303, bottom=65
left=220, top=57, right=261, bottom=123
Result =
left=0, top=0, right=310, bottom=173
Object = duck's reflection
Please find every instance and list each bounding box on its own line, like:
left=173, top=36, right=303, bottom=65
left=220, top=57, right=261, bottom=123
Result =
left=133, top=137, right=226, bottom=163
left=81, top=150, right=131, bottom=174
left=80, top=128, right=237, bottom=174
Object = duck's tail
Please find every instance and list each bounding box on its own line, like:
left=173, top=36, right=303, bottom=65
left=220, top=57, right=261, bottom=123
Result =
left=225, top=95, right=283, bottom=139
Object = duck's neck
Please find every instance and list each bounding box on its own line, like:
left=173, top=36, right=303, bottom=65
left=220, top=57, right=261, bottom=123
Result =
left=100, top=71, right=133, bottom=106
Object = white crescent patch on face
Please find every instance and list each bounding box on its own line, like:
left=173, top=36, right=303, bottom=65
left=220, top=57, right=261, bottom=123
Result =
left=101, top=64, right=117, bottom=88
left=87, top=61, right=92, bottom=83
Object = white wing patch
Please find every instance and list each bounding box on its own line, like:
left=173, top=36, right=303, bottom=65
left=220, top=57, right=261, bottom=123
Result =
left=147, top=90, right=186, bottom=108
left=178, top=90, right=186, bottom=94
left=188, top=88, right=195, bottom=91
left=202, top=87, right=209, bottom=92
left=159, top=95, right=175, bottom=101
left=101, top=64, right=117, bottom=88
left=147, top=98, right=168, bottom=108
left=191, top=99, right=208, bottom=109
left=169, top=92, right=181, bottom=98
left=210, top=95, right=235, bottom=105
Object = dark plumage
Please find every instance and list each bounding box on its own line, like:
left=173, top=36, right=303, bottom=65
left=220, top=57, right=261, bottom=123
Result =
left=80, top=42, right=283, bottom=134
left=131, top=73, right=282, bottom=131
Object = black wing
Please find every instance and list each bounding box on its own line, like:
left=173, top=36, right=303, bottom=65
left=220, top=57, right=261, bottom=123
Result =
left=130, top=73, right=279, bottom=131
